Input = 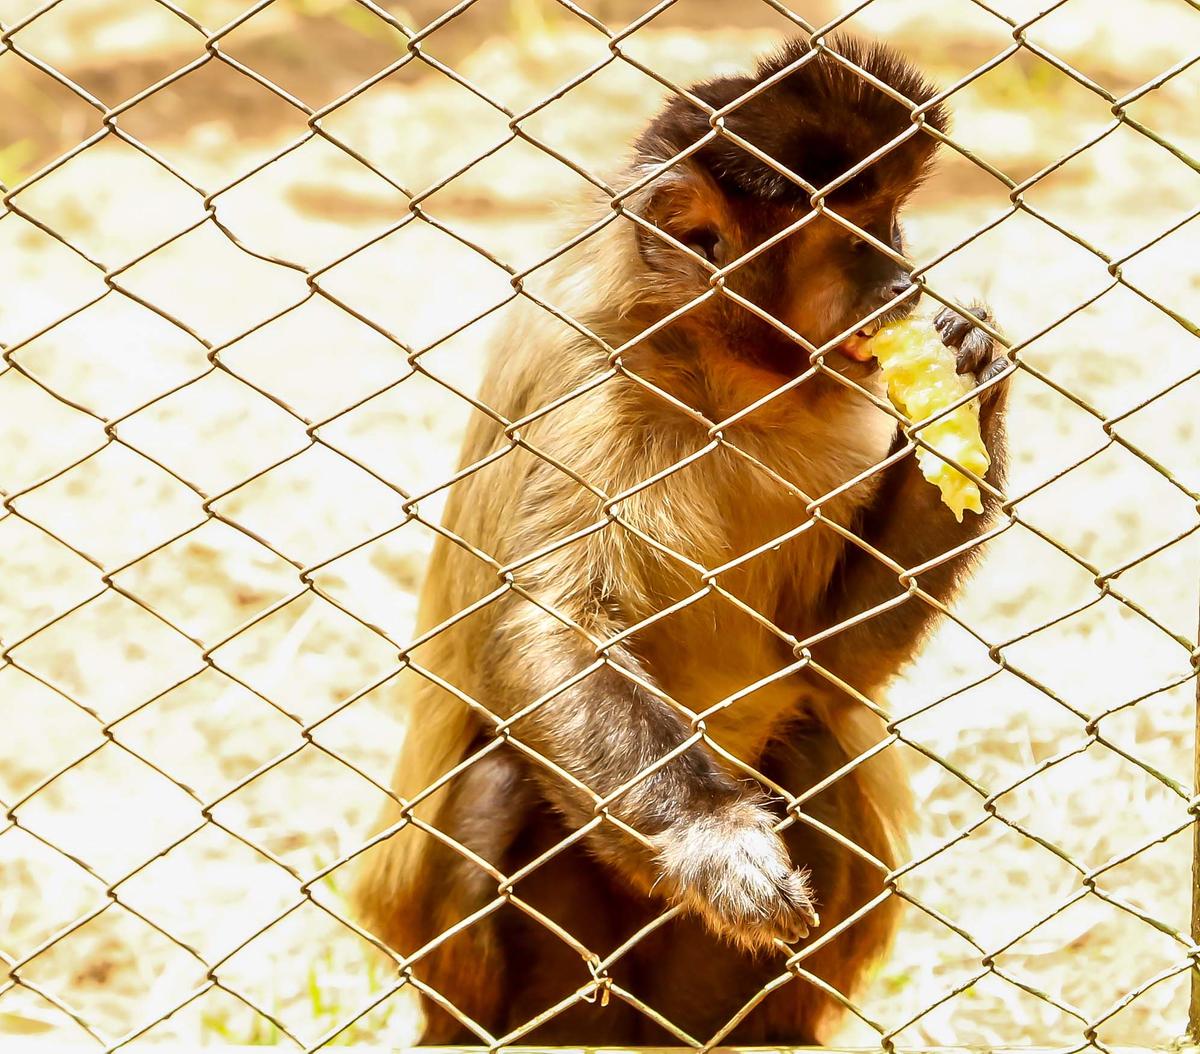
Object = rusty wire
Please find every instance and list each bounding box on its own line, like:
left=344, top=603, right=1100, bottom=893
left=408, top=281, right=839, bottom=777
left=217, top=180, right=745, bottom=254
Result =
left=1, top=0, right=1199, bottom=1049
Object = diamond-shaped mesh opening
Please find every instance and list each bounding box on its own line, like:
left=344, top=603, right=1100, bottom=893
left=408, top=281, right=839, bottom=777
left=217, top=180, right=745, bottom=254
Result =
left=117, top=370, right=310, bottom=495
left=117, top=824, right=302, bottom=961
left=315, top=217, right=518, bottom=349
left=3, top=0, right=1199, bottom=1047
left=210, top=591, right=398, bottom=722
left=112, top=521, right=299, bottom=643
left=216, top=296, right=410, bottom=422
left=112, top=666, right=306, bottom=798
left=5, top=0, right=203, bottom=101
left=896, top=669, right=1083, bottom=793
left=215, top=444, right=411, bottom=565
left=12, top=757, right=198, bottom=922
left=305, top=521, right=440, bottom=641
left=1022, top=124, right=1200, bottom=255
left=937, top=51, right=1120, bottom=186
left=209, top=742, right=385, bottom=871
left=315, top=368, right=492, bottom=496
left=12, top=443, right=205, bottom=567
left=991, top=744, right=1189, bottom=869
left=0, top=217, right=109, bottom=345
left=209, top=134, right=412, bottom=266
left=9, top=293, right=209, bottom=417
left=1027, top=0, right=1200, bottom=95
left=998, top=892, right=1189, bottom=1029
left=113, top=56, right=314, bottom=186
left=1000, top=596, right=1195, bottom=718
left=0, top=668, right=104, bottom=800
left=211, top=897, right=404, bottom=1045
left=13, top=900, right=205, bottom=1041
left=7, top=136, right=208, bottom=263
left=10, top=590, right=202, bottom=721
left=214, top=0, right=410, bottom=107
left=115, top=222, right=311, bottom=347
left=316, top=53, right=515, bottom=194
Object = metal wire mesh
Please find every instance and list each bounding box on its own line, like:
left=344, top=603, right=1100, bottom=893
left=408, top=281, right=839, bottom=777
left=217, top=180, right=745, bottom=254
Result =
left=1, top=0, right=1198, bottom=1048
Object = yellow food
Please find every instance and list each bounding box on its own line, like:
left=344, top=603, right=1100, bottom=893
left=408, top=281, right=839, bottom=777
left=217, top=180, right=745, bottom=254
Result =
left=868, top=319, right=989, bottom=521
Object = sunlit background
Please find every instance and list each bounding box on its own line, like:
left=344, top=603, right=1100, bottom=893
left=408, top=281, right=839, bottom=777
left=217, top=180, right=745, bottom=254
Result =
left=1, top=0, right=1198, bottom=1045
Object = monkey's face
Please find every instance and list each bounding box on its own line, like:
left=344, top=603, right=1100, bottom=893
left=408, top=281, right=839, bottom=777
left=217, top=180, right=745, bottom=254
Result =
left=723, top=199, right=916, bottom=359
left=633, top=188, right=920, bottom=377
left=781, top=206, right=919, bottom=355
left=629, top=33, right=947, bottom=385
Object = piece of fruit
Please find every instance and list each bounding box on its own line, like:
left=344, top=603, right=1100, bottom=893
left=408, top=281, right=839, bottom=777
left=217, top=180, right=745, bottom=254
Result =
left=868, top=319, right=990, bottom=521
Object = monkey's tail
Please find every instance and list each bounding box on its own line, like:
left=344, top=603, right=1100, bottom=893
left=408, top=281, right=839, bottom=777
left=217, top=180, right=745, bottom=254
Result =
left=810, top=691, right=911, bottom=862
left=751, top=696, right=911, bottom=1044
left=802, top=693, right=911, bottom=1035
left=351, top=666, right=480, bottom=957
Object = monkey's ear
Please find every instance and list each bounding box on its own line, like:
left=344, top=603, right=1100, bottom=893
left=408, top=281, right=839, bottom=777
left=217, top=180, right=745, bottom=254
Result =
left=629, top=159, right=733, bottom=274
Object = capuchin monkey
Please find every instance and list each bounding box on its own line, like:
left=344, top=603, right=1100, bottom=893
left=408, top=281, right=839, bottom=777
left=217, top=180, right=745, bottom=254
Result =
left=354, top=35, right=1009, bottom=1045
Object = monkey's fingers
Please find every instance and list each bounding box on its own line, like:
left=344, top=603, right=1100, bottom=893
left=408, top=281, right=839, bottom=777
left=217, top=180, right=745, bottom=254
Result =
left=776, top=871, right=820, bottom=943
left=933, top=302, right=988, bottom=344
left=655, top=800, right=820, bottom=952
left=934, top=303, right=997, bottom=379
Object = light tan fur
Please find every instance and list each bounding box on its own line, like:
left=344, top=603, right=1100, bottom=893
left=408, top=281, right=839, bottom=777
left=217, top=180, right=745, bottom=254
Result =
left=352, top=201, right=900, bottom=954
left=349, top=31, right=1014, bottom=1043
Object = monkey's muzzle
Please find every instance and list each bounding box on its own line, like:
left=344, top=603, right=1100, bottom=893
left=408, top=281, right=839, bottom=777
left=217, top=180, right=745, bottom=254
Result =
left=839, top=324, right=881, bottom=363
left=840, top=299, right=919, bottom=362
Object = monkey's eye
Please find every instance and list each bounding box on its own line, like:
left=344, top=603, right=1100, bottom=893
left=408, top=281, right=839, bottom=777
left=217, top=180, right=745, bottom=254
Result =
left=683, top=228, right=723, bottom=266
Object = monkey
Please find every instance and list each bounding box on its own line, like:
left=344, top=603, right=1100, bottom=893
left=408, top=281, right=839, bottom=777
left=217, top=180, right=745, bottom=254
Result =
left=353, top=34, right=1010, bottom=1046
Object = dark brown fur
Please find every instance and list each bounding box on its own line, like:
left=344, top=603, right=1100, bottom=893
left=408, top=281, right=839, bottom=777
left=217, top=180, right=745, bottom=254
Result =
left=354, top=34, right=1008, bottom=1046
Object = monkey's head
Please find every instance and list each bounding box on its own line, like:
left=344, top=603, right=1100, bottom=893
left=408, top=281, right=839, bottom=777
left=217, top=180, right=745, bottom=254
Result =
left=627, top=35, right=949, bottom=379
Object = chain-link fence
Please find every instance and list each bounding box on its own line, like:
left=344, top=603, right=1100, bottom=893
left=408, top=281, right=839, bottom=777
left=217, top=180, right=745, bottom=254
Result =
left=2, top=0, right=1199, bottom=1047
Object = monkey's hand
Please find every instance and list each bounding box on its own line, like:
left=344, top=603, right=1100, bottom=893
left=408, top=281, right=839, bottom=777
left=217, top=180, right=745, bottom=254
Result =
left=653, top=798, right=817, bottom=952
left=933, top=303, right=1011, bottom=417
left=871, top=304, right=1010, bottom=520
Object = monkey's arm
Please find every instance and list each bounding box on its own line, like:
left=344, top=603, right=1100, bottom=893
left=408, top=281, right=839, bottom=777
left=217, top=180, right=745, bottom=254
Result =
left=486, top=595, right=817, bottom=948
left=815, top=306, right=1009, bottom=691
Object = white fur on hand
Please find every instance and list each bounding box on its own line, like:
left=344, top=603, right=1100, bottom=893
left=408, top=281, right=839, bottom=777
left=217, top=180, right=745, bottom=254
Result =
left=654, top=798, right=818, bottom=951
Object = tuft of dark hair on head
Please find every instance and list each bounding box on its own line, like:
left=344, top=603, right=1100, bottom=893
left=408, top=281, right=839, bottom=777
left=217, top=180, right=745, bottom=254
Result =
left=636, top=34, right=950, bottom=207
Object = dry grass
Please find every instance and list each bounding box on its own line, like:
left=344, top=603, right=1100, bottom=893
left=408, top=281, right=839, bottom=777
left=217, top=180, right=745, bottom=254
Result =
left=1, top=0, right=1198, bottom=1045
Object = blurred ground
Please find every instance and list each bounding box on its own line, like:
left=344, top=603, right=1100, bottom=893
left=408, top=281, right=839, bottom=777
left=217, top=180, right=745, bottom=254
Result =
left=1, top=0, right=1198, bottom=1046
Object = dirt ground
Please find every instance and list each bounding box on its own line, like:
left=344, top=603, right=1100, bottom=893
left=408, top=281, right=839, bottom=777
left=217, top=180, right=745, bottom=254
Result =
left=1, top=0, right=1198, bottom=1046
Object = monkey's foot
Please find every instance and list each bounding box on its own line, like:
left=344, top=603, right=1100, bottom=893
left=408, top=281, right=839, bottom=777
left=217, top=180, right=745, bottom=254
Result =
left=654, top=798, right=818, bottom=952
